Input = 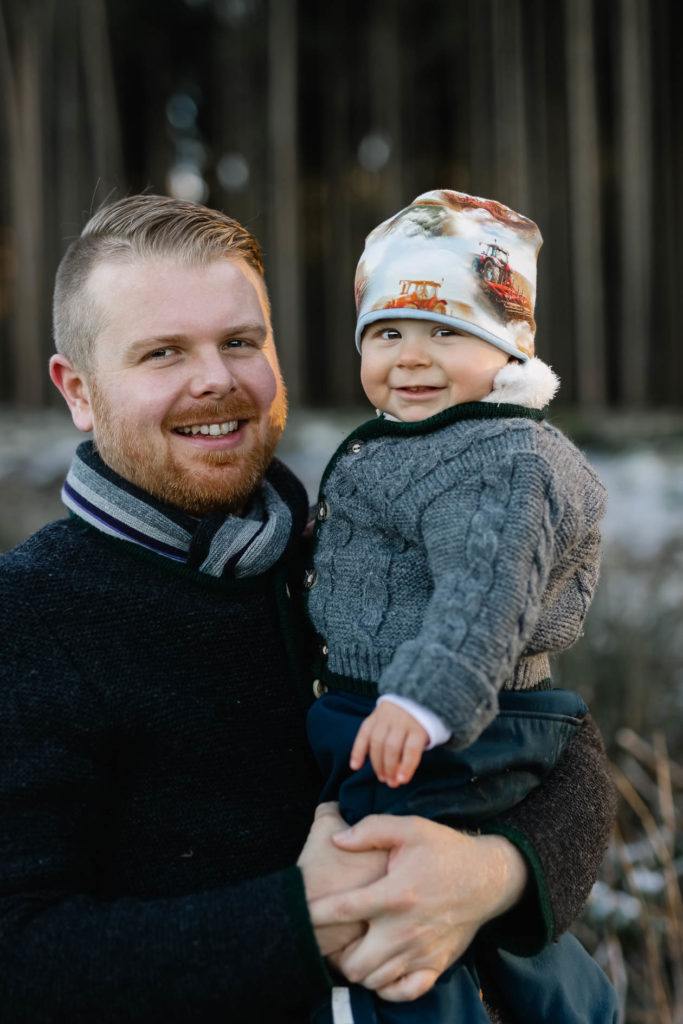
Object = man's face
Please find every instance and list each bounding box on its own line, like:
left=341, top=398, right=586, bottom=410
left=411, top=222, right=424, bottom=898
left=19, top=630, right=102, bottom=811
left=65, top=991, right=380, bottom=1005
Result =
left=78, top=257, right=287, bottom=515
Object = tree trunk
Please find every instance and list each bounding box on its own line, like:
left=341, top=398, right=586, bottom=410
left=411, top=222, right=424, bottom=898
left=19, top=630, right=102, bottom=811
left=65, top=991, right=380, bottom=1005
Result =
left=267, top=0, right=301, bottom=404
left=616, top=0, right=652, bottom=406
left=491, top=0, right=529, bottom=213
left=2, top=1, right=46, bottom=405
left=564, top=0, right=606, bottom=405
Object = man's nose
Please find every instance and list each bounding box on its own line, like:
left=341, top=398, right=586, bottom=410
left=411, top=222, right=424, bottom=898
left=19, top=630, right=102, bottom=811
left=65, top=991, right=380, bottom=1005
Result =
left=187, top=350, right=237, bottom=398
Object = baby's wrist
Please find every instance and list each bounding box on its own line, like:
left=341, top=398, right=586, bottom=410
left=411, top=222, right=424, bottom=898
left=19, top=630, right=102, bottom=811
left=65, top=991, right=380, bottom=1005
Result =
left=377, top=694, right=451, bottom=748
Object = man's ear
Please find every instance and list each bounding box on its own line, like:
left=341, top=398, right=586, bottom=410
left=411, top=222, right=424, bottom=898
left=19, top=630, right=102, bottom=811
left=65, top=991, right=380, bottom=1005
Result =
left=49, top=354, right=94, bottom=433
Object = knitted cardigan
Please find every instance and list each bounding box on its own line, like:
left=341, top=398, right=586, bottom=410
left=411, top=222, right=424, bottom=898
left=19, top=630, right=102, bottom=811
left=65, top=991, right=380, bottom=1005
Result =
left=0, top=457, right=615, bottom=1023
left=307, top=403, right=607, bottom=749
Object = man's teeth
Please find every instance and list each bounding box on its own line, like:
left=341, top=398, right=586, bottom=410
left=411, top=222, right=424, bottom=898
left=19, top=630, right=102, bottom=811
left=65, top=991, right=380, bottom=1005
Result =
left=176, top=421, right=239, bottom=436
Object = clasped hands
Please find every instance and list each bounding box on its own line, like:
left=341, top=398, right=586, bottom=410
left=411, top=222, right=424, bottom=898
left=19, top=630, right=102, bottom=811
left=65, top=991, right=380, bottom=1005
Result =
left=297, top=802, right=528, bottom=1002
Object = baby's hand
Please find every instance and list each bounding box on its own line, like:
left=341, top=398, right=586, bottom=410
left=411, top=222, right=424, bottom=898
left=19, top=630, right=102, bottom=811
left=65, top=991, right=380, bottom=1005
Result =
left=349, top=702, right=429, bottom=788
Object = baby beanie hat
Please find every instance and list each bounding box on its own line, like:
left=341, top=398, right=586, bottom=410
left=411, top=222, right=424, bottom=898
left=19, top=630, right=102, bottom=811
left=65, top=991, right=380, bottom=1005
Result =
left=355, top=189, right=543, bottom=360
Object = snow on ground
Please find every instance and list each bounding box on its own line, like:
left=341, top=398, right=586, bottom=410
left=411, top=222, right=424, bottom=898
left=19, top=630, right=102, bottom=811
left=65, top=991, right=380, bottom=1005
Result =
left=590, top=449, right=683, bottom=557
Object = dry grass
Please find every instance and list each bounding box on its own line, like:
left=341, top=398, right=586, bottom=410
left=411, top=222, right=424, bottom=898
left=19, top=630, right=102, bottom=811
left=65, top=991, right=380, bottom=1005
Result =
left=578, top=731, right=683, bottom=1024
left=556, top=525, right=683, bottom=1021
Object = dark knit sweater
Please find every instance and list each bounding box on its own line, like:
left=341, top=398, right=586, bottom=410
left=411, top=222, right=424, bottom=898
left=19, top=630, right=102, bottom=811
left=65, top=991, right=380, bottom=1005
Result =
left=0, top=460, right=328, bottom=1023
left=0, top=458, right=616, bottom=1023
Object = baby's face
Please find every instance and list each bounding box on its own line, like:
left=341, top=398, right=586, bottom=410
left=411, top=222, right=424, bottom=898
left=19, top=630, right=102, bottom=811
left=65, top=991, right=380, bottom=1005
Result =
left=359, top=318, right=510, bottom=421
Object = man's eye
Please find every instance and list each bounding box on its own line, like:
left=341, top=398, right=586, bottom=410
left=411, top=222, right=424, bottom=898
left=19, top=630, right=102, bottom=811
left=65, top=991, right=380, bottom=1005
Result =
left=224, top=338, right=248, bottom=349
left=146, top=347, right=175, bottom=359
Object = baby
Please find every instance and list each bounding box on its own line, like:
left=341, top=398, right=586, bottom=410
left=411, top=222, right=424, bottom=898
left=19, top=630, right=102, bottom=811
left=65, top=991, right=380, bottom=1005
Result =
left=305, top=190, right=616, bottom=1024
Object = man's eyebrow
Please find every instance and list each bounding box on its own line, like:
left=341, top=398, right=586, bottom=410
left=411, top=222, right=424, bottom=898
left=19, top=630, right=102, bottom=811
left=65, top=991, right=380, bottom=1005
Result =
left=223, top=322, right=268, bottom=339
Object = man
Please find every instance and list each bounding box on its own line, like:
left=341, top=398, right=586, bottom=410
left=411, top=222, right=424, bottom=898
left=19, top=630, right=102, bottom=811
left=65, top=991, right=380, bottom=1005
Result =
left=0, top=195, right=615, bottom=1023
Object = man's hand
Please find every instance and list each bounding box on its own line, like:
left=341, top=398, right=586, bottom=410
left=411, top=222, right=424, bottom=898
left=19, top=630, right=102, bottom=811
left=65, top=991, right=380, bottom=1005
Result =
left=297, top=803, right=388, bottom=957
left=308, top=814, right=528, bottom=1001
left=350, top=703, right=428, bottom=787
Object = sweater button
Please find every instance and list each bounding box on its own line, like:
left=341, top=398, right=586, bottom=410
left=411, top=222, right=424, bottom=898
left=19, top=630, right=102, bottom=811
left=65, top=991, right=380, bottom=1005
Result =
left=312, top=679, right=328, bottom=698
left=346, top=438, right=364, bottom=454
left=303, top=568, right=318, bottom=589
left=316, top=500, right=330, bottom=522
left=320, top=643, right=329, bottom=656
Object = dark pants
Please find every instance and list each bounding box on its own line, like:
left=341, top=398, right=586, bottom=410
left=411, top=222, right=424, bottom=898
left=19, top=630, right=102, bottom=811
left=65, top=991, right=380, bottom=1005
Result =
left=311, top=952, right=487, bottom=1024
left=307, top=688, right=618, bottom=1024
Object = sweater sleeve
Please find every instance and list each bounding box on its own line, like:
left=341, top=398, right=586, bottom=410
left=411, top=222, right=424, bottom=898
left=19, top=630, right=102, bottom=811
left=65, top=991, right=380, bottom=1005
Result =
left=479, top=714, right=618, bottom=955
left=0, top=616, right=329, bottom=1023
left=378, top=453, right=561, bottom=747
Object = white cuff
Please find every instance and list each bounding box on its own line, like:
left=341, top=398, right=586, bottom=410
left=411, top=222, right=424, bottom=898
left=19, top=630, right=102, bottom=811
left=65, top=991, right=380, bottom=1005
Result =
left=377, top=694, right=452, bottom=749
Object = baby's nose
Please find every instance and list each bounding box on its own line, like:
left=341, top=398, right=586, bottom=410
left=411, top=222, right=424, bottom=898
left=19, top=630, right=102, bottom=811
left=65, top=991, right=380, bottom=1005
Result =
left=397, top=342, right=430, bottom=365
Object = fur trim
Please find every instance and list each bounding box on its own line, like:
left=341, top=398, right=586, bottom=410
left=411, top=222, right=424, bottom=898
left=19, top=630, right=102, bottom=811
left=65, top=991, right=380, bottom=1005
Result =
left=480, top=357, right=560, bottom=410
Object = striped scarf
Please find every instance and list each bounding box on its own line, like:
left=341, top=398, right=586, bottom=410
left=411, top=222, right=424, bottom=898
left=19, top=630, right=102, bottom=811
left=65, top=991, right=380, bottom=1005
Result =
left=62, top=442, right=293, bottom=579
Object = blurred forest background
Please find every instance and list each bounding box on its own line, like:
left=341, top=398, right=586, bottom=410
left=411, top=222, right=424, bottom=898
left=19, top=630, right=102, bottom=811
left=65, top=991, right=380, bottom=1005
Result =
left=0, top=1, right=681, bottom=1021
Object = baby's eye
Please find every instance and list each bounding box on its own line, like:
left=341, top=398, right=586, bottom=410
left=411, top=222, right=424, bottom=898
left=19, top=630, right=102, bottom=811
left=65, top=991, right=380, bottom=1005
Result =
left=379, top=328, right=401, bottom=339
left=434, top=328, right=457, bottom=337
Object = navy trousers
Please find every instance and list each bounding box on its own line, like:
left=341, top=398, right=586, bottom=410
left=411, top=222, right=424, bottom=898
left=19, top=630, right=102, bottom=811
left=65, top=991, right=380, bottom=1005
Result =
left=307, top=688, right=618, bottom=1024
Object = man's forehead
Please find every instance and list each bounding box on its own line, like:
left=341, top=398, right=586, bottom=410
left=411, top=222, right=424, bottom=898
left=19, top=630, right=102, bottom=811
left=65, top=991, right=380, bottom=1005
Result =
left=88, top=253, right=261, bottom=291
left=87, top=255, right=272, bottom=329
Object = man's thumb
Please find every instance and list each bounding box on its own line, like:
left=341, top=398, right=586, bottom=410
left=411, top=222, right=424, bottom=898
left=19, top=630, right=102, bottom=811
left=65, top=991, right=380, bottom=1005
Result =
left=333, top=813, right=408, bottom=851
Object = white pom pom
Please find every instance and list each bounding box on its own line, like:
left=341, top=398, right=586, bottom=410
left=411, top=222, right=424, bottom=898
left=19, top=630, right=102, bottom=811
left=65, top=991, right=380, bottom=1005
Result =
left=481, top=357, right=560, bottom=409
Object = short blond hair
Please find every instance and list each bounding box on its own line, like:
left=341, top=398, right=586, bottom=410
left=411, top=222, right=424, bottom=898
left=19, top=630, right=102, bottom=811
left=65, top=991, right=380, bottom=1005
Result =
left=53, top=194, right=267, bottom=369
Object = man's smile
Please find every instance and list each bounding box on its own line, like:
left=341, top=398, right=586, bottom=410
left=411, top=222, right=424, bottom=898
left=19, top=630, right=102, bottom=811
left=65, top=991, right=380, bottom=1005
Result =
left=173, top=420, right=240, bottom=436
left=169, top=418, right=250, bottom=453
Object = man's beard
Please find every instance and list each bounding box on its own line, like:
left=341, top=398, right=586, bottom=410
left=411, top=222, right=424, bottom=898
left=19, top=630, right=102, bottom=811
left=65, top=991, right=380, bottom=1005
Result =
left=89, top=384, right=287, bottom=516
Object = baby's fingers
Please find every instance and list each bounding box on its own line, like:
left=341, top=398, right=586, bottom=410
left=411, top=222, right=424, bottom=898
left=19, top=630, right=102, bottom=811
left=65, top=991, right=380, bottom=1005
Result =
left=350, top=718, right=372, bottom=771
left=369, top=720, right=390, bottom=783
left=380, top=726, right=404, bottom=786
left=395, top=731, right=427, bottom=786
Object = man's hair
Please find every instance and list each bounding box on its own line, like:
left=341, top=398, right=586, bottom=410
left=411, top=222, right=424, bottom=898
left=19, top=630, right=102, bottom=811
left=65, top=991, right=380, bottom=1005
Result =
left=53, top=194, right=267, bottom=370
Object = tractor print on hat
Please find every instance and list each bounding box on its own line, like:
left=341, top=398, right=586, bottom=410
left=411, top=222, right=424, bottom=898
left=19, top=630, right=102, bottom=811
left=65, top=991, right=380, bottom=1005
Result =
left=472, top=242, right=534, bottom=328
left=383, top=279, right=447, bottom=315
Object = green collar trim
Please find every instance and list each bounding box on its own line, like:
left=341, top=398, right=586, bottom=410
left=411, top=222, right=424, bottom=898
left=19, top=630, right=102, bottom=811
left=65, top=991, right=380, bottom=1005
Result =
left=319, top=402, right=546, bottom=494
left=361, top=401, right=545, bottom=439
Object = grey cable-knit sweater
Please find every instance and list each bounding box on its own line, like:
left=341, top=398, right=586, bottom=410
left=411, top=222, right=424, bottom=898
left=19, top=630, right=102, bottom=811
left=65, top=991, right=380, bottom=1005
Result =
left=308, top=402, right=607, bottom=749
